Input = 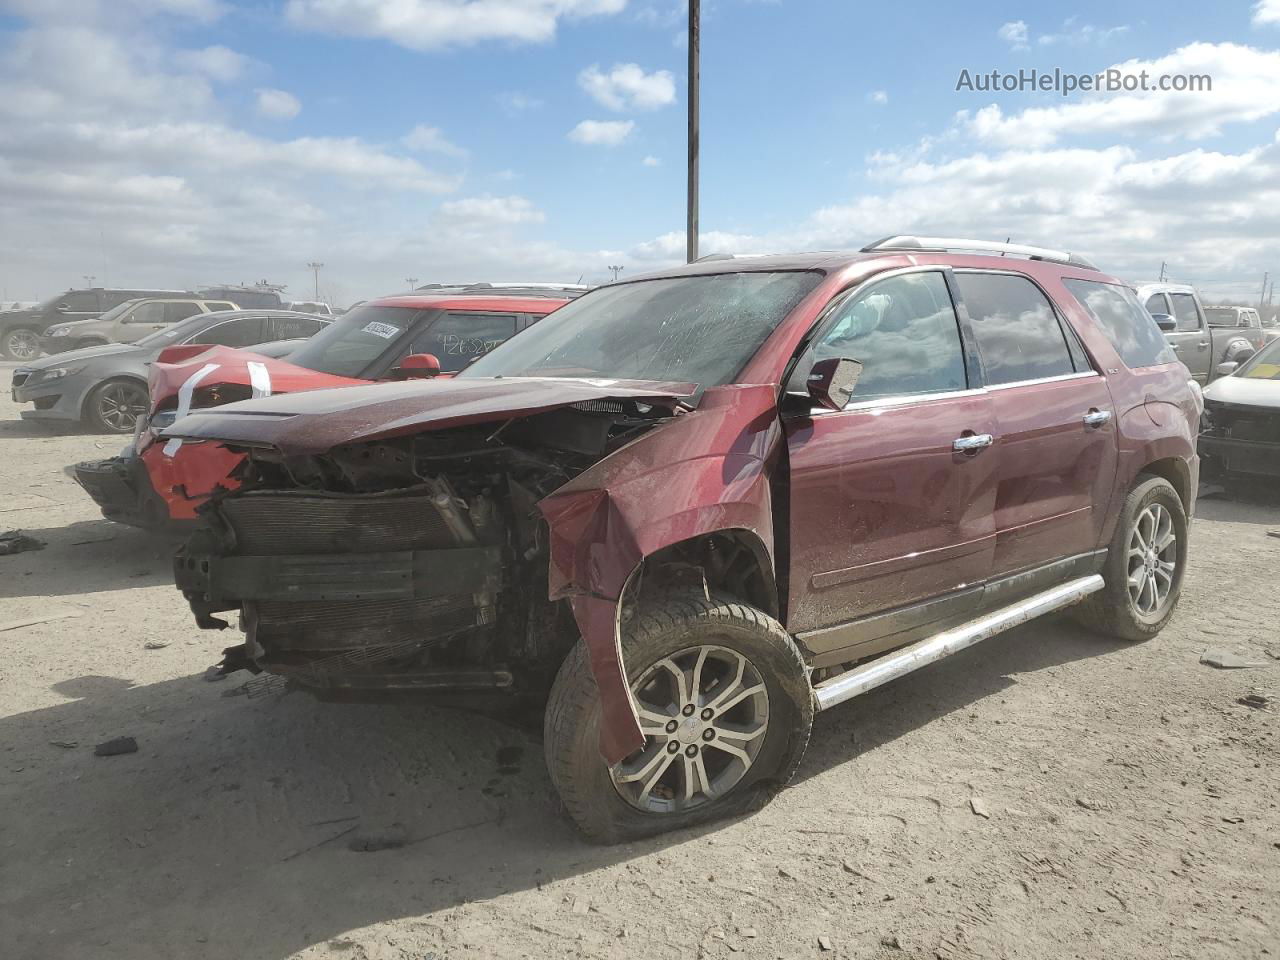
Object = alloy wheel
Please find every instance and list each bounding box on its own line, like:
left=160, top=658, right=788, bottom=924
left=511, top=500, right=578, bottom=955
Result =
left=611, top=644, right=770, bottom=814
left=96, top=382, right=149, bottom=433
left=1127, top=502, right=1178, bottom=617
left=5, top=329, right=40, bottom=362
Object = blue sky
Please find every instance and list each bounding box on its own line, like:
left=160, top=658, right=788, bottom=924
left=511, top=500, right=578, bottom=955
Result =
left=2, top=0, right=1279, bottom=305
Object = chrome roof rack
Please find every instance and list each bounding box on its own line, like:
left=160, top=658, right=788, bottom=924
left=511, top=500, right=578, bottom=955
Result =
left=862, top=235, right=1099, bottom=271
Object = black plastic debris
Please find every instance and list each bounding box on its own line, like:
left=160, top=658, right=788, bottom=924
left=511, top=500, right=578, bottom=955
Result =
left=0, top=530, right=45, bottom=556
left=94, top=736, right=139, bottom=757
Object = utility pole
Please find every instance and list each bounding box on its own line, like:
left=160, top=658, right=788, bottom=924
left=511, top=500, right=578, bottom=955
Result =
left=686, top=0, right=699, bottom=264
left=1262, top=271, right=1270, bottom=311
left=406, top=277, right=419, bottom=291
left=607, top=265, right=624, bottom=282
left=1158, top=261, right=1166, bottom=282
left=306, top=261, right=324, bottom=300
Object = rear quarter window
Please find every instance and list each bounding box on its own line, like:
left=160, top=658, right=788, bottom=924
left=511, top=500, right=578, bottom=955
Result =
left=1062, top=279, right=1176, bottom=369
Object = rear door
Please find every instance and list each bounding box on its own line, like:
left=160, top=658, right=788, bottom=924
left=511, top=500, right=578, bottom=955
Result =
left=1167, top=292, right=1211, bottom=381
left=784, top=268, right=998, bottom=662
left=954, top=271, right=1118, bottom=579
left=186, top=316, right=265, bottom=348
left=268, top=315, right=329, bottom=342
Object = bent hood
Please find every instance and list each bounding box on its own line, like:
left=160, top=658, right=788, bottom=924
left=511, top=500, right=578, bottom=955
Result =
left=148, top=345, right=362, bottom=416
left=162, top=376, right=697, bottom=455
left=1204, top=371, right=1280, bottom=410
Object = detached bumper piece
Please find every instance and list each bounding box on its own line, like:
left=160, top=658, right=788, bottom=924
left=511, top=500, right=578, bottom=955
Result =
left=175, top=483, right=508, bottom=695
left=73, top=455, right=166, bottom=528
left=1201, top=405, right=1280, bottom=479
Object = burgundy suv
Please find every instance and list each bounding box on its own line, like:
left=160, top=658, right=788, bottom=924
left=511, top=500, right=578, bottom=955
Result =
left=167, top=237, right=1199, bottom=842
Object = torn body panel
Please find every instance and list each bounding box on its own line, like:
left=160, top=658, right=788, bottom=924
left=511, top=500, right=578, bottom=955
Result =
left=537, top=384, right=784, bottom=762
left=170, top=379, right=783, bottom=764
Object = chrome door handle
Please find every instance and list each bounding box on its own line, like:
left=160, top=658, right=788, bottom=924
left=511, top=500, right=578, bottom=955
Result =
left=952, top=433, right=994, bottom=452
left=1083, top=409, right=1113, bottom=428
left=1197, top=341, right=1209, bottom=348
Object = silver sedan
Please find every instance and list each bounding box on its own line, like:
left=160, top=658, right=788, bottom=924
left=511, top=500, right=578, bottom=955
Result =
left=9, top=310, right=330, bottom=433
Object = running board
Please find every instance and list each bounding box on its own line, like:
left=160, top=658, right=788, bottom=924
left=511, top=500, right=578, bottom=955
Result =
left=812, top=575, right=1104, bottom=711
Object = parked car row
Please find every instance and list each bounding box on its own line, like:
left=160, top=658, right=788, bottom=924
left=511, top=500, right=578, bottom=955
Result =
left=138, top=237, right=1202, bottom=842
left=0, top=286, right=339, bottom=360
left=11, top=310, right=331, bottom=432
left=72, top=288, right=574, bottom=527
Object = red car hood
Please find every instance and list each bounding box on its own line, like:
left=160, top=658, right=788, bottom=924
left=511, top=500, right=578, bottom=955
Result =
left=147, top=345, right=362, bottom=415
left=161, top=376, right=697, bottom=455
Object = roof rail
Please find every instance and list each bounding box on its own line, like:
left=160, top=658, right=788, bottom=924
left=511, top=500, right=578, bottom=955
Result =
left=862, top=235, right=1099, bottom=271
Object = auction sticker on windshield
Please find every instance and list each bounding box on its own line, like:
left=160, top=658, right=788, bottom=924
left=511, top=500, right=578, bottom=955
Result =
left=361, top=321, right=400, bottom=339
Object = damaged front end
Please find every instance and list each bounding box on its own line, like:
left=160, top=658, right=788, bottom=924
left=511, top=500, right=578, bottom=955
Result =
left=173, top=393, right=686, bottom=707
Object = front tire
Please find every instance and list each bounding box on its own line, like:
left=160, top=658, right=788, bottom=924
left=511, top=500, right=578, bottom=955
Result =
left=84, top=378, right=149, bottom=434
left=544, top=593, right=813, bottom=844
left=2, top=326, right=41, bottom=361
left=1074, top=474, right=1187, bottom=641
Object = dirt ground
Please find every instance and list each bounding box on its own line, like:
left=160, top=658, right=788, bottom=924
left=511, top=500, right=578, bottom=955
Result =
left=1, top=360, right=1277, bottom=960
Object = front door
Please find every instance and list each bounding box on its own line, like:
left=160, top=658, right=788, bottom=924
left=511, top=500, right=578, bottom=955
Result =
left=954, top=271, right=1118, bottom=578
left=785, top=269, right=998, bottom=657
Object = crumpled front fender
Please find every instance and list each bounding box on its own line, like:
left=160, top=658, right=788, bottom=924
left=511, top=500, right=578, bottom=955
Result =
left=537, top=384, right=783, bottom=763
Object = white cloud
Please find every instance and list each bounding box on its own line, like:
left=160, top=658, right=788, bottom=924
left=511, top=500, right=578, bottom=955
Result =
left=497, top=90, right=544, bottom=112
left=402, top=124, right=467, bottom=158
left=629, top=229, right=763, bottom=262
left=578, top=62, right=676, bottom=111
left=178, top=44, right=249, bottom=83
left=642, top=155, right=661, bottom=166
left=567, top=119, right=634, bottom=146
left=868, top=90, right=888, bottom=105
left=998, top=20, right=1028, bottom=50
left=255, top=87, right=301, bottom=119
left=1, top=0, right=225, bottom=22
left=1036, top=21, right=1129, bottom=46
left=284, top=0, right=628, bottom=51
left=958, top=43, right=1280, bottom=147
left=438, top=194, right=545, bottom=224
left=1253, top=0, right=1280, bottom=26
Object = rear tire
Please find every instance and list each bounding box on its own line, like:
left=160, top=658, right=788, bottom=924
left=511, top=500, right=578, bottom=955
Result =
left=544, top=592, right=813, bottom=844
left=1073, top=475, right=1187, bottom=641
left=2, top=326, right=41, bottom=361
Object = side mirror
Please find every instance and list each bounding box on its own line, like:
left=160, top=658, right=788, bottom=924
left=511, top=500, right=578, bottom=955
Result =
left=398, top=353, right=441, bottom=379
left=806, top=357, right=862, bottom=411
left=1215, top=361, right=1239, bottom=377
left=1151, top=313, right=1176, bottom=332
left=56, top=303, right=70, bottom=314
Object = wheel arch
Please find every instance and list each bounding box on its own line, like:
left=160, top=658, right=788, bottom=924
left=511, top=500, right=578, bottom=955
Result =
left=1137, top=457, right=1193, bottom=511
left=632, top=529, right=779, bottom=620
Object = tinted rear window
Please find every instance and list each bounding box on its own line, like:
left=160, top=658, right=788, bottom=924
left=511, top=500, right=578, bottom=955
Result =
left=956, top=273, right=1076, bottom=385
left=1063, top=280, right=1176, bottom=368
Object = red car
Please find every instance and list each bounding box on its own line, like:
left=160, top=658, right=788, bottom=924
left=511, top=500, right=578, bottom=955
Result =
left=168, top=238, right=1199, bottom=842
left=74, top=290, right=572, bottom=528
